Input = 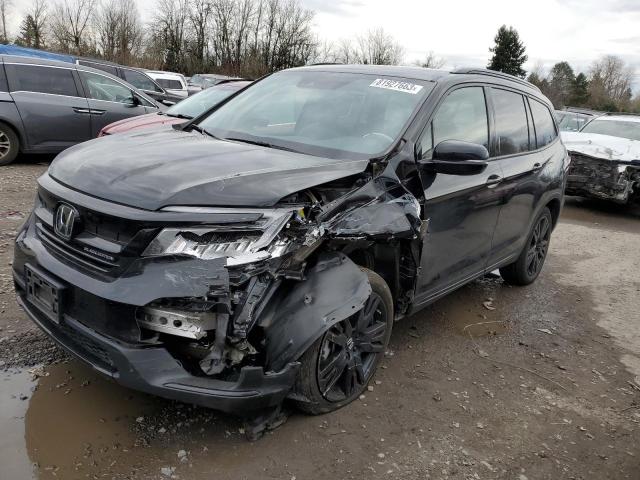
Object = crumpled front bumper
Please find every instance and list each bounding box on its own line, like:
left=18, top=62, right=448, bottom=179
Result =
left=13, top=213, right=300, bottom=415
left=566, top=152, right=640, bottom=203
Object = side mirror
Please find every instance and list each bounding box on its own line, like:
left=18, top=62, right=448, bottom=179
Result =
left=125, top=93, right=141, bottom=108
left=419, top=140, right=489, bottom=175
left=161, top=99, right=176, bottom=106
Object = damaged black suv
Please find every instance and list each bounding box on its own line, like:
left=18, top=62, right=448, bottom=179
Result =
left=13, top=65, right=568, bottom=433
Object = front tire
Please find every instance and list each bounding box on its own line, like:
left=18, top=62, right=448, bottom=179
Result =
left=0, top=123, right=19, bottom=166
left=500, top=207, right=552, bottom=286
left=292, top=268, right=393, bottom=415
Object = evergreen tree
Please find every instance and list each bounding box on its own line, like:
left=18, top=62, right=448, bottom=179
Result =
left=487, top=25, right=528, bottom=78
left=570, top=73, right=589, bottom=106
left=548, top=61, right=575, bottom=108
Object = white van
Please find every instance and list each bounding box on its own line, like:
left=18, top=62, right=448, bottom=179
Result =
left=145, top=71, right=189, bottom=98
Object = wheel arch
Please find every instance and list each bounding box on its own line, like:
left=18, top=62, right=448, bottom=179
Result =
left=259, top=252, right=372, bottom=372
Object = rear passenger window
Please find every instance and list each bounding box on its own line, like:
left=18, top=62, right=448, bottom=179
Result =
left=7, top=64, right=79, bottom=97
left=530, top=99, right=557, bottom=148
left=492, top=89, right=529, bottom=155
left=432, top=87, right=489, bottom=149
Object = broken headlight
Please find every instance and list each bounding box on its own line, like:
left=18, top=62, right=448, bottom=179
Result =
left=142, top=208, right=294, bottom=266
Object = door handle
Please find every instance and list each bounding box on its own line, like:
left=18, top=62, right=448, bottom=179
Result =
left=89, top=109, right=106, bottom=115
left=72, top=107, right=91, bottom=114
left=486, top=174, right=502, bottom=187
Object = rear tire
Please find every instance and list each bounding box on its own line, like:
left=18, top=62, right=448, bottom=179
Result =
left=291, top=268, right=393, bottom=415
left=499, top=207, right=552, bottom=286
left=0, top=123, right=19, bottom=166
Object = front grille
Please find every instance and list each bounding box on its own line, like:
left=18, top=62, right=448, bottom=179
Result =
left=37, top=223, right=120, bottom=274
left=35, top=187, right=150, bottom=277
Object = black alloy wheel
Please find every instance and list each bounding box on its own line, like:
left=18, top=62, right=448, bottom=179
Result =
left=526, top=213, right=551, bottom=278
left=317, top=291, right=388, bottom=402
left=292, top=268, right=393, bottom=414
left=500, top=207, right=553, bottom=286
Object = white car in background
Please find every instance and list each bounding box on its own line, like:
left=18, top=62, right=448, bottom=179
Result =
left=145, top=70, right=189, bottom=98
left=562, top=114, right=640, bottom=204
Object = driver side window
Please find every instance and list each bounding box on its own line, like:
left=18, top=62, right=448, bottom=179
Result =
left=80, top=71, right=134, bottom=104
left=419, top=86, right=489, bottom=158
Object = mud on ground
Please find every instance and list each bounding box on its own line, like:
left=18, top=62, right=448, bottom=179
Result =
left=1, top=159, right=639, bottom=480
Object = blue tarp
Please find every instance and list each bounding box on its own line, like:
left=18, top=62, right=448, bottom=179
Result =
left=0, top=44, right=75, bottom=64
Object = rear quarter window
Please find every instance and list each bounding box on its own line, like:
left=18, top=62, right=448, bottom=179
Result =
left=6, top=64, right=79, bottom=97
left=529, top=99, right=557, bottom=148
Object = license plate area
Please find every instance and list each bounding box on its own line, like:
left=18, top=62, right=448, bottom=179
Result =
left=25, top=265, right=65, bottom=324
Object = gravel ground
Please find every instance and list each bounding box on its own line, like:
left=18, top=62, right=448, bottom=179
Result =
left=1, top=158, right=639, bottom=480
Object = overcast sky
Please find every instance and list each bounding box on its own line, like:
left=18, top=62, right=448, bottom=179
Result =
left=10, top=0, right=640, bottom=84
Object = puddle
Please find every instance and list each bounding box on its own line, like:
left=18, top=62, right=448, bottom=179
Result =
left=0, top=369, right=36, bottom=479
left=1, top=361, right=166, bottom=479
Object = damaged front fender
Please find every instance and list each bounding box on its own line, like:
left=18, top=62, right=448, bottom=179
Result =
left=259, top=253, right=371, bottom=372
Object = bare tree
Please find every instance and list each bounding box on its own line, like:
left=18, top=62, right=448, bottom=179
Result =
left=415, top=51, right=445, bottom=69
left=51, top=0, right=96, bottom=54
left=355, top=27, right=404, bottom=65
left=588, top=55, right=634, bottom=109
left=0, top=0, right=12, bottom=43
left=188, top=0, right=213, bottom=71
left=15, top=0, right=48, bottom=49
left=94, top=0, right=143, bottom=64
left=151, top=0, right=188, bottom=71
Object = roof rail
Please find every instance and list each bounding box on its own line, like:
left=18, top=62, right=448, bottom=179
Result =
left=451, top=68, right=540, bottom=92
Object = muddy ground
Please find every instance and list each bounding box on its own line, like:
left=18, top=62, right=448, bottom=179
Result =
left=1, top=159, right=639, bottom=480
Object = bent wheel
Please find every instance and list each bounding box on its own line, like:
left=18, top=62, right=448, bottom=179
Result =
left=292, top=268, right=393, bottom=414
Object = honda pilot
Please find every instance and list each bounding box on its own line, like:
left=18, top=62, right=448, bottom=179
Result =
left=13, top=65, right=568, bottom=437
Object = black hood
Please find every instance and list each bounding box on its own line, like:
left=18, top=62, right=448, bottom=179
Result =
left=48, top=128, right=369, bottom=210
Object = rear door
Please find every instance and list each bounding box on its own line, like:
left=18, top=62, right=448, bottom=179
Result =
left=414, top=85, right=504, bottom=304
left=487, top=89, right=556, bottom=267
left=77, top=70, right=148, bottom=137
left=5, top=62, right=91, bottom=150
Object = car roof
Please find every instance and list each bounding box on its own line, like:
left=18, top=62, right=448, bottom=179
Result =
left=289, top=64, right=546, bottom=100
left=593, top=114, right=640, bottom=123
left=0, top=54, right=159, bottom=105
left=194, top=73, right=241, bottom=80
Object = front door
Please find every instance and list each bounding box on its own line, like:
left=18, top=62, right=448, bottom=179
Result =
left=414, top=86, right=504, bottom=305
left=5, top=63, right=91, bottom=150
left=77, top=70, right=149, bottom=137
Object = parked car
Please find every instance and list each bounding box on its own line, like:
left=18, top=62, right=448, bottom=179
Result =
left=146, top=70, right=189, bottom=98
left=0, top=44, right=184, bottom=107
left=0, top=55, right=160, bottom=166
left=13, top=65, right=567, bottom=436
left=99, top=80, right=251, bottom=136
left=562, top=113, right=640, bottom=204
left=188, top=73, right=244, bottom=93
left=75, top=59, right=184, bottom=106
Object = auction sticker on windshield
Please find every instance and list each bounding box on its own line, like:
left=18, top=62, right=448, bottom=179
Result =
left=369, top=78, right=424, bottom=94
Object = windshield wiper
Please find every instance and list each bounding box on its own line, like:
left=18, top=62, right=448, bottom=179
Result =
left=188, top=124, right=220, bottom=139
left=166, top=113, right=193, bottom=120
left=224, top=137, right=299, bottom=153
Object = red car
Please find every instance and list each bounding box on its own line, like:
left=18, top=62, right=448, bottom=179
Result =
left=99, top=80, right=251, bottom=136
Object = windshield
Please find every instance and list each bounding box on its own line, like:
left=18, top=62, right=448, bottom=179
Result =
left=166, top=84, right=243, bottom=118
left=197, top=71, right=433, bottom=159
left=581, top=118, right=640, bottom=141
left=557, top=112, right=590, bottom=132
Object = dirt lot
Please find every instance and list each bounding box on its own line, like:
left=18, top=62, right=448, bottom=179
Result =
left=1, top=159, right=639, bottom=480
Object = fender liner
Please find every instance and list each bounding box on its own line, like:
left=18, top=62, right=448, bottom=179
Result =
left=260, top=253, right=371, bottom=372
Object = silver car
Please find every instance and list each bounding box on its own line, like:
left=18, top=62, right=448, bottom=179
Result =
left=0, top=55, right=160, bottom=166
